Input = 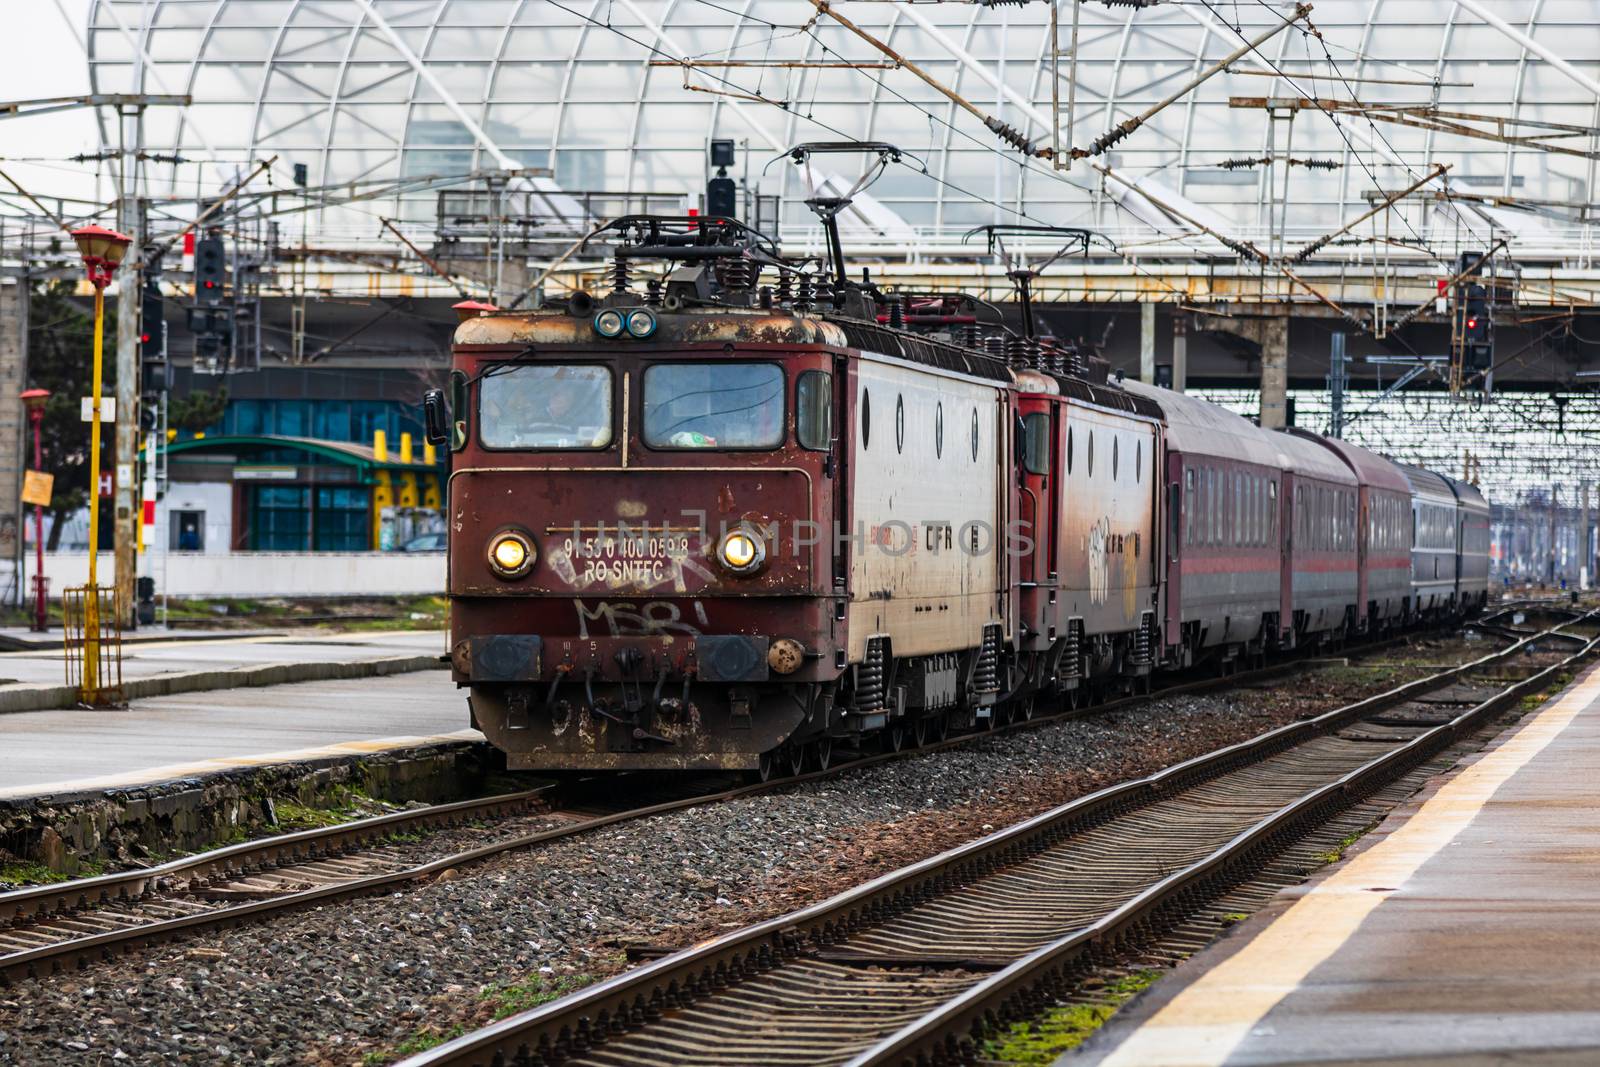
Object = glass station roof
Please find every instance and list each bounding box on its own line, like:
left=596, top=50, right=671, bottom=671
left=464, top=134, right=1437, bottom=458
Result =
left=85, top=0, right=1600, bottom=254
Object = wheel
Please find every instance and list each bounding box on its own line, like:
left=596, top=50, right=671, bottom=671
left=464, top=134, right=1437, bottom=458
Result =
left=1016, top=695, right=1036, bottom=721
left=887, top=723, right=908, bottom=752
left=786, top=745, right=807, bottom=777
left=754, top=750, right=778, bottom=782
left=812, top=737, right=833, bottom=772
left=929, top=714, right=949, bottom=742
left=912, top=716, right=931, bottom=748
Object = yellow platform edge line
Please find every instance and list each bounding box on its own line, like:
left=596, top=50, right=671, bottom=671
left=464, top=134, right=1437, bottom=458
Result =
left=1096, top=662, right=1600, bottom=1067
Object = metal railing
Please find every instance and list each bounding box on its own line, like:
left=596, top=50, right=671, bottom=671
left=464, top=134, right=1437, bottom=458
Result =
left=62, top=585, right=123, bottom=707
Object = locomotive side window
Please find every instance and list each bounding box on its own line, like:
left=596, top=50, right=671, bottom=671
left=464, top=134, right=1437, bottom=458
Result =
left=862, top=388, right=872, bottom=449
left=644, top=362, right=784, bottom=449
left=1022, top=412, right=1050, bottom=475
left=479, top=364, right=613, bottom=450
left=934, top=401, right=944, bottom=458
left=796, top=371, right=832, bottom=451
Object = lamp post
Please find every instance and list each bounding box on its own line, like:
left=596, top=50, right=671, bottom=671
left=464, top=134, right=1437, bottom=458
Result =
left=70, top=224, right=131, bottom=700
left=19, top=388, right=50, bottom=632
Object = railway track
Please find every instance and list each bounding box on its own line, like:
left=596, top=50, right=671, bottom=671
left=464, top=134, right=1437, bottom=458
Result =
left=0, top=624, right=1478, bottom=989
left=398, top=616, right=1595, bottom=1067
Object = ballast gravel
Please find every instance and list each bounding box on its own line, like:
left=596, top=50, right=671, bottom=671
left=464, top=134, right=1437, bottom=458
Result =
left=0, top=637, right=1497, bottom=1065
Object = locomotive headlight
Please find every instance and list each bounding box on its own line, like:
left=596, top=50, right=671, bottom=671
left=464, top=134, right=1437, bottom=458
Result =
left=487, top=529, right=535, bottom=579
left=718, top=530, right=765, bottom=574
left=625, top=308, right=658, bottom=339
left=593, top=308, right=626, bottom=338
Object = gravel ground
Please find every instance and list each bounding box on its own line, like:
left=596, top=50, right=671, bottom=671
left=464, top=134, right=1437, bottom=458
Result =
left=0, top=635, right=1505, bottom=1065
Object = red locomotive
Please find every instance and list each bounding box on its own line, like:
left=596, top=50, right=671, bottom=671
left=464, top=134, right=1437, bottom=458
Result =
left=425, top=215, right=1488, bottom=776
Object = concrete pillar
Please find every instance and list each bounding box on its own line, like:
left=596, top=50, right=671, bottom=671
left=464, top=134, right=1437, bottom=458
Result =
left=1259, top=314, right=1289, bottom=429
left=1171, top=314, right=1187, bottom=393
left=0, top=275, right=26, bottom=607
left=1581, top=482, right=1590, bottom=589
left=1139, top=302, right=1156, bottom=384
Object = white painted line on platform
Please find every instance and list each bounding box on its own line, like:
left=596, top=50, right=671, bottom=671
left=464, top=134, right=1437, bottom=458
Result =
left=0, top=729, right=484, bottom=800
left=1094, top=661, right=1600, bottom=1067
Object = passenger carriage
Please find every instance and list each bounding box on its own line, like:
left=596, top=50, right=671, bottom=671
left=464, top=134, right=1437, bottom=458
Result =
left=1401, top=465, right=1461, bottom=620
left=1295, top=432, right=1412, bottom=635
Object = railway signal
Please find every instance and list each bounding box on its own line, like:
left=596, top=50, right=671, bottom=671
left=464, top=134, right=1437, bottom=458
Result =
left=193, top=230, right=226, bottom=304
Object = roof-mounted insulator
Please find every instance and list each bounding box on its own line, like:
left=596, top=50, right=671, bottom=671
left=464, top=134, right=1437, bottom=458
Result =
left=977, top=0, right=1030, bottom=7
left=1220, top=157, right=1267, bottom=170
left=1290, top=157, right=1342, bottom=171
left=1099, top=0, right=1159, bottom=8
left=611, top=255, right=633, bottom=296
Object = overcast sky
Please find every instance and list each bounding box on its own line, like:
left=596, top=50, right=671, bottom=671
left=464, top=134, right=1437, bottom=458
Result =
left=2, top=3, right=115, bottom=220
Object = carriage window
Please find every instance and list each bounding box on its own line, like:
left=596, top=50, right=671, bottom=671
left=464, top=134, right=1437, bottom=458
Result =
left=1022, top=412, right=1050, bottom=475
left=796, top=371, right=832, bottom=451
left=644, top=362, right=783, bottom=449
left=479, top=364, right=613, bottom=449
left=1184, top=468, right=1195, bottom=546
left=1268, top=480, right=1277, bottom=539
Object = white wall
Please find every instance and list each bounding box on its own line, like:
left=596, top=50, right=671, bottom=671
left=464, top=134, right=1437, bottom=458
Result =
left=162, top=482, right=234, bottom=553
left=35, top=551, right=444, bottom=599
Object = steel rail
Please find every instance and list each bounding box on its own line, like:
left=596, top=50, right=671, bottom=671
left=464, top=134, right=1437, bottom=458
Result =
left=398, top=618, right=1589, bottom=1067
left=850, top=621, right=1600, bottom=1066
left=0, top=626, right=1454, bottom=986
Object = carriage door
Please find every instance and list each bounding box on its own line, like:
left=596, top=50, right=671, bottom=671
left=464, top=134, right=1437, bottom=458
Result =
left=830, top=358, right=851, bottom=594
left=1165, top=451, right=1184, bottom=651
left=1278, top=472, right=1295, bottom=645
left=1019, top=403, right=1054, bottom=585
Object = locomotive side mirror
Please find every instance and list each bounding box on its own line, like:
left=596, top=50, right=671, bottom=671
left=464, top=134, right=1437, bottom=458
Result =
left=423, top=389, right=450, bottom=446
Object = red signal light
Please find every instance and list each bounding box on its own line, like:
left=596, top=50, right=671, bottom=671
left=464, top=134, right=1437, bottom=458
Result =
left=140, top=332, right=150, bottom=343
left=1466, top=316, right=1478, bottom=330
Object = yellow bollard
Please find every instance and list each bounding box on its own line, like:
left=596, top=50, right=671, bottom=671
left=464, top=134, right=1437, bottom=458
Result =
left=400, top=431, right=413, bottom=465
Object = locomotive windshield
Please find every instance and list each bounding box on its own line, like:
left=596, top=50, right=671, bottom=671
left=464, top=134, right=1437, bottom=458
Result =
left=479, top=364, right=613, bottom=449
left=643, top=362, right=785, bottom=449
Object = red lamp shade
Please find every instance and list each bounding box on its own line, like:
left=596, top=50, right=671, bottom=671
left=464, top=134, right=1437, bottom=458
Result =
left=452, top=299, right=499, bottom=324
left=19, top=388, right=50, bottom=411
left=70, top=225, right=133, bottom=288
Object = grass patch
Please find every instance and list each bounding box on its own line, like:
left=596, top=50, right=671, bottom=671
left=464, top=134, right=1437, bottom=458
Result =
left=273, top=801, right=357, bottom=831
left=483, top=973, right=597, bottom=1021
left=983, top=970, right=1162, bottom=1064
left=360, top=1026, right=466, bottom=1066
left=0, top=861, right=70, bottom=887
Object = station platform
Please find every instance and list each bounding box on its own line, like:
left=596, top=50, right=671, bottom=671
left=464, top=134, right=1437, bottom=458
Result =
left=1080, top=660, right=1600, bottom=1067
left=0, top=669, right=473, bottom=799
left=0, top=628, right=448, bottom=714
